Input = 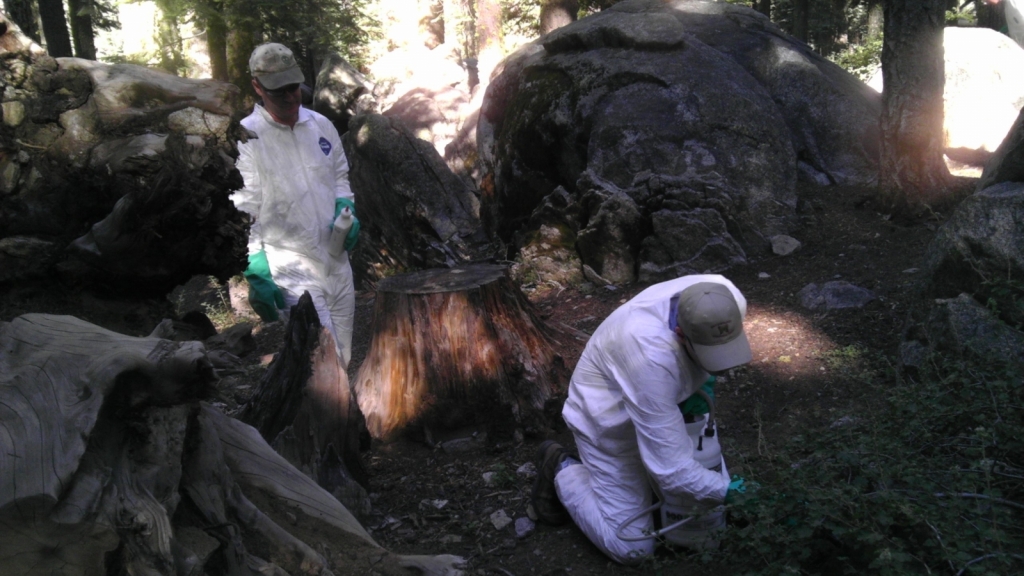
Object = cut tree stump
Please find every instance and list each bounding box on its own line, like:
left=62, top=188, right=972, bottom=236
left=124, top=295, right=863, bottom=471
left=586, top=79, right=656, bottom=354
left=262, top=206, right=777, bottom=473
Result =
left=353, top=263, right=569, bottom=442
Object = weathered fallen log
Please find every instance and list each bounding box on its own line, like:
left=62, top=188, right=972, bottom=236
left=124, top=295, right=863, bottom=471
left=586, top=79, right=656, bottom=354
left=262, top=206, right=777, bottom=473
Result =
left=0, top=14, right=249, bottom=291
left=0, top=312, right=464, bottom=576
left=354, top=263, right=569, bottom=443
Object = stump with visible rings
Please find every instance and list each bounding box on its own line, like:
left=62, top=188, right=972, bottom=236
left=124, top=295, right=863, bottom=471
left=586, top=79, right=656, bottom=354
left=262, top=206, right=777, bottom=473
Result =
left=353, top=264, right=569, bottom=443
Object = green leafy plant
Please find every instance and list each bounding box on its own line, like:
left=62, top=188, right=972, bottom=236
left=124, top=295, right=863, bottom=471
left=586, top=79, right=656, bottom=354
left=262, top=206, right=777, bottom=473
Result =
left=715, top=354, right=1024, bottom=575
left=829, top=35, right=882, bottom=82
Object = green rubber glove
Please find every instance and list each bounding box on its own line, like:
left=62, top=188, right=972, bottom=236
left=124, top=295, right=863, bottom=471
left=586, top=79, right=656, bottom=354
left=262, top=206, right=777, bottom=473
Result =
left=725, top=475, right=746, bottom=504
left=680, top=376, right=716, bottom=415
left=243, top=250, right=285, bottom=322
left=333, top=197, right=361, bottom=252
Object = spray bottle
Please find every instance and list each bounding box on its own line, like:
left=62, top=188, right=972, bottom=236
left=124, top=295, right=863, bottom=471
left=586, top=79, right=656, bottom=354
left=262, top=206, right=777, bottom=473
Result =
left=329, top=206, right=354, bottom=257
left=615, top=386, right=728, bottom=550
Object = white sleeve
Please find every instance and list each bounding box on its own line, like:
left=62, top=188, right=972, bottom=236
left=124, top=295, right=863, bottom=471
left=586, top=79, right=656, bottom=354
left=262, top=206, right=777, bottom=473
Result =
left=616, top=334, right=730, bottom=503
left=233, top=138, right=264, bottom=254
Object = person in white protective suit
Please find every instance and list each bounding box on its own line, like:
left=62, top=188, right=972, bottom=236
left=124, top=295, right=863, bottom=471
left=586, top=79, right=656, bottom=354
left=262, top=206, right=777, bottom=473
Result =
left=233, top=42, right=360, bottom=366
left=531, top=275, right=752, bottom=564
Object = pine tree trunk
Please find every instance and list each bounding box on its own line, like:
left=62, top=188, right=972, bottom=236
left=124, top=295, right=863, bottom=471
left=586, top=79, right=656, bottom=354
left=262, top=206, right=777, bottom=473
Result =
left=38, top=0, right=74, bottom=57
left=354, top=264, right=569, bottom=444
left=755, top=0, right=771, bottom=19
left=5, top=0, right=41, bottom=43
left=227, top=12, right=256, bottom=97
left=792, top=0, right=809, bottom=42
left=879, top=0, right=952, bottom=216
left=67, top=0, right=97, bottom=59
left=206, top=9, right=229, bottom=82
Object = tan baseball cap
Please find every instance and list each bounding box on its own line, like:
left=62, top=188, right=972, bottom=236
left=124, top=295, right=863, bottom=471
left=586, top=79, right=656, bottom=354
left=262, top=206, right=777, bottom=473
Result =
left=676, top=282, right=752, bottom=372
left=249, top=43, right=304, bottom=89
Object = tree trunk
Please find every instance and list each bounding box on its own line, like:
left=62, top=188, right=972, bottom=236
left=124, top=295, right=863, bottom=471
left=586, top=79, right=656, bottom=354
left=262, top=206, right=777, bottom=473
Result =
left=67, top=0, right=96, bottom=59
left=792, top=0, right=809, bottom=42
left=539, top=0, right=578, bottom=35
left=227, top=13, right=256, bottom=98
left=879, top=0, right=952, bottom=216
left=38, top=0, right=74, bottom=57
left=755, top=0, right=771, bottom=19
left=354, top=264, right=569, bottom=443
left=238, top=292, right=370, bottom=511
left=475, top=0, right=503, bottom=88
left=5, top=0, right=41, bottom=43
left=205, top=4, right=229, bottom=82
left=867, top=0, right=884, bottom=38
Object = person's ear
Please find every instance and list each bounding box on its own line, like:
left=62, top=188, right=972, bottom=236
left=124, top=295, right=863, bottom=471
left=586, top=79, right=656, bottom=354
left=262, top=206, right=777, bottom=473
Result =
left=674, top=325, right=686, bottom=341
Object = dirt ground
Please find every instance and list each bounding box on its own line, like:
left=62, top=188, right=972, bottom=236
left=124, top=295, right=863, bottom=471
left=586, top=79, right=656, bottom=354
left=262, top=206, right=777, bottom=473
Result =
left=0, top=177, right=972, bottom=575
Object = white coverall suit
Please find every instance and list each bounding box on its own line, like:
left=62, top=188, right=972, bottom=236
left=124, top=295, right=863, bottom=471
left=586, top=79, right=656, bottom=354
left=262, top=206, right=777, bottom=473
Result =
left=234, top=105, right=356, bottom=365
left=558, top=274, right=740, bottom=563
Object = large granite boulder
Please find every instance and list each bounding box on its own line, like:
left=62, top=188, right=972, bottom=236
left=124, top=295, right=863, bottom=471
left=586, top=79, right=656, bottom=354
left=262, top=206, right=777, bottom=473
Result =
left=920, top=181, right=1024, bottom=326
left=479, top=0, right=880, bottom=284
left=899, top=293, right=1024, bottom=378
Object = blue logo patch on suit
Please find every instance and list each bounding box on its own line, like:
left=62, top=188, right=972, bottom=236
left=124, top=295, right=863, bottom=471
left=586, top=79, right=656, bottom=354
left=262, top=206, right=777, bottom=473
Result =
left=319, top=137, right=332, bottom=156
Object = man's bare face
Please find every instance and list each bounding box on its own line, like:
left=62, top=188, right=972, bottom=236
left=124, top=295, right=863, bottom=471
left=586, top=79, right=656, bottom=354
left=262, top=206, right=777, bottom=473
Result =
left=252, top=79, right=301, bottom=126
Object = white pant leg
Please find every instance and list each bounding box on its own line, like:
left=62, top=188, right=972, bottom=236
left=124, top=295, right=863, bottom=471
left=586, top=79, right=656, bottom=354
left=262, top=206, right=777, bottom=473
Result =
left=265, top=247, right=339, bottom=350
left=322, top=251, right=356, bottom=367
left=555, top=427, right=656, bottom=564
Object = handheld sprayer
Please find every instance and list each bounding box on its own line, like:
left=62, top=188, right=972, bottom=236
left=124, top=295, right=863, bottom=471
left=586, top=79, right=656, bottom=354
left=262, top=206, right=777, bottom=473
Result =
left=614, top=387, right=727, bottom=550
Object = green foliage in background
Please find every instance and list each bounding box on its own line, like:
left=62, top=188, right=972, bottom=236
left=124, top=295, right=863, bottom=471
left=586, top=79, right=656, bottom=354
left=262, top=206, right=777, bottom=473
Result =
left=829, top=35, right=882, bottom=81
left=713, top=351, right=1024, bottom=575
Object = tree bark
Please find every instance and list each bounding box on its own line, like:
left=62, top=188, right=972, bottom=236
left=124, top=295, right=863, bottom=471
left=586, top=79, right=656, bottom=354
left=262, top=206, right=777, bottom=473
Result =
left=867, top=0, right=884, bottom=38
left=227, top=12, right=256, bottom=98
left=0, top=313, right=466, bottom=576
left=755, top=0, right=771, bottom=19
left=879, top=0, right=952, bottom=216
left=67, top=0, right=97, bottom=59
left=238, top=292, right=370, bottom=510
left=5, top=0, right=41, bottom=43
left=204, top=1, right=230, bottom=82
left=792, top=0, right=809, bottom=42
left=539, top=0, right=578, bottom=35
left=354, top=264, right=568, bottom=443
left=38, top=0, right=74, bottom=57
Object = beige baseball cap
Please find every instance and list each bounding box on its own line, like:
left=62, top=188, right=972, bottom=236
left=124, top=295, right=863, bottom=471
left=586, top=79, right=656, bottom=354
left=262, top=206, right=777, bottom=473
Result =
left=249, top=43, right=304, bottom=89
left=676, top=282, right=752, bottom=372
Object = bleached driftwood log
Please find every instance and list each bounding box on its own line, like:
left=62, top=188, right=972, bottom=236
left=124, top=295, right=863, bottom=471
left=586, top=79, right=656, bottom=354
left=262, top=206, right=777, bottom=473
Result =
left=0, top=313, right=464, bottom=576
left=354, top=263, right=569, bottom=443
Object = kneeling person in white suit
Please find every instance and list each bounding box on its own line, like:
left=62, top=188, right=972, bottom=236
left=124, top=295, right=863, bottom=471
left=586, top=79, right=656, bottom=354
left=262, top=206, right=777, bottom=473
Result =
left=232, top=42, right=360, bottom=367
left=532, top=275, right=752, bottom=564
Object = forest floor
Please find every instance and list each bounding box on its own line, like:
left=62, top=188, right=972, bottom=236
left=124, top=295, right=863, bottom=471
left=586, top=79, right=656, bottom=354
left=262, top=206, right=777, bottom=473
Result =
left=0, top=174, right=977, bottom=576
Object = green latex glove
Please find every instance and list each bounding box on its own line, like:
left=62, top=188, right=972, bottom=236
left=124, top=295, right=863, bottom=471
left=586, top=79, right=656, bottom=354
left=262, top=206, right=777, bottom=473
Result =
left=725, top=475, right=746, bottom=504
left=680, top=376, right=716, bottom=415
left=333, top=198, right=361, bottom=252
left=244, top=250, right=285, bottom=322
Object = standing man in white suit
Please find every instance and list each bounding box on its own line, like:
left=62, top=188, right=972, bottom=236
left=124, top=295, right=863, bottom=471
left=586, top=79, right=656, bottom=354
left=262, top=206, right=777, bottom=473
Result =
left=232, top=42, right=361, bottom=366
